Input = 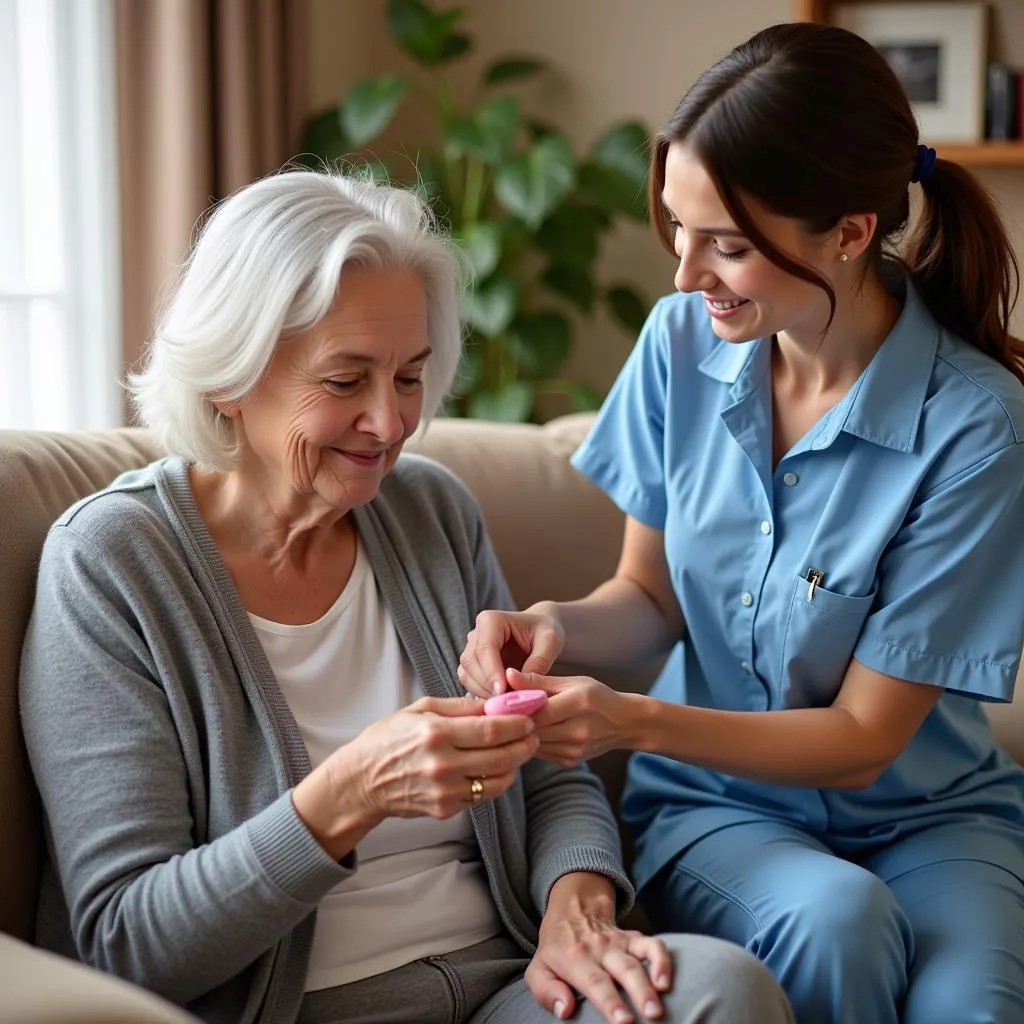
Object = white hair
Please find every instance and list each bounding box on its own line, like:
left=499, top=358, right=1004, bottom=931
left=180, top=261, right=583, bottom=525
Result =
left=129, top=169, right=465, bottom=470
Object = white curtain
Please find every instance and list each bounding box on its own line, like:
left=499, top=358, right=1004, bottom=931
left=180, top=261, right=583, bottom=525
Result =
left=0, top=0, right=122, bottom=431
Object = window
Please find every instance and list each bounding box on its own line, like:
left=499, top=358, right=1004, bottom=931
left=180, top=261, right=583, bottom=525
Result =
left=0, top=0, right=121, bottom=431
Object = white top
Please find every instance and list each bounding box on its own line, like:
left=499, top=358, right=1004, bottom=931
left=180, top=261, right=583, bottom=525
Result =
left=249, top=540, right=501, bottom=990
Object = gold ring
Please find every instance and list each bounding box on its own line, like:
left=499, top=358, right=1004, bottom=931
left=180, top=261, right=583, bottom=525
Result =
left=470, top=778, right=485, bottom=803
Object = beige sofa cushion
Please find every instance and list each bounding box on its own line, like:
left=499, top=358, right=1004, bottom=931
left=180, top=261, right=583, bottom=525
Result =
left=0, top=934, right=196, bottom=1023
left=411, top=413, right=627, bottom=609
left=0, top=429, right=161, bottom=940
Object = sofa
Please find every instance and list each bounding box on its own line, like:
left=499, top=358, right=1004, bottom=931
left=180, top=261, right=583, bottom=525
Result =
left=2, top=412, right=1023, bottom=1021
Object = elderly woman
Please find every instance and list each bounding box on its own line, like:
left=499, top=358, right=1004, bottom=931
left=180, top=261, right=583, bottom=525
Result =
left=19, top=171, right=791, bottom=1024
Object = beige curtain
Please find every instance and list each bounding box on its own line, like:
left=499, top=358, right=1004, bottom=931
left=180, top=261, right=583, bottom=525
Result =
left=115, top=0, right=310, bottom=385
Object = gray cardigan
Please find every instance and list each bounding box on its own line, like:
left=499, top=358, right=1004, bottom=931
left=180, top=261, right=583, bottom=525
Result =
left=19, top=454, right=632, bottom=1024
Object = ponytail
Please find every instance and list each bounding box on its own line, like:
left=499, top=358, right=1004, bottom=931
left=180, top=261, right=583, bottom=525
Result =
left=905, top=160, right=1024, bottom=385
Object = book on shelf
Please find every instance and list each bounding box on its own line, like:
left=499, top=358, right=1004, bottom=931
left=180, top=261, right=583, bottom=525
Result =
left=1018, top=74, right=1024, bottom=142
left=985, top=63, right=1020, bottom=141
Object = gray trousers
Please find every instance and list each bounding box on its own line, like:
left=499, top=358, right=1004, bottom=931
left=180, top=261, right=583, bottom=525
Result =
left=297, top=933, right=794, bottom=1024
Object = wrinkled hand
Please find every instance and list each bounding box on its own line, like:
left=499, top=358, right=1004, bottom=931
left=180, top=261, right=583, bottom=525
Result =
left=527, top=874, right=673, bottom=1023
left=458, top=606, right=565, bottom=698
left=344, top=696, right=539, bottom=819
left=506, top=669, right=638, bottom=766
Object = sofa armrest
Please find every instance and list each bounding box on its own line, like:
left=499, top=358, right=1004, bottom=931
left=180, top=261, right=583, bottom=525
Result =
left=0, top=935, right=197, bottom=1024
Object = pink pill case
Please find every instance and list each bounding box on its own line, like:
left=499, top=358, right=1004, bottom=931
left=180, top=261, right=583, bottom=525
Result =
left=483, top=689, right=548, bottom=717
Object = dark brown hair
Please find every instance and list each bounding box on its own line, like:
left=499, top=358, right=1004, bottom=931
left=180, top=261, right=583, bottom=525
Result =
left=649, top=22, right=1024, bottom=384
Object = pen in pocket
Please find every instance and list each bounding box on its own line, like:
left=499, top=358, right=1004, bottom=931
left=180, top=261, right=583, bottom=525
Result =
left=805, top=568, right=825, bottom=601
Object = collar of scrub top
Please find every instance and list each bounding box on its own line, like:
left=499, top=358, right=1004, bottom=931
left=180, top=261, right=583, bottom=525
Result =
left=696, top=277, right=940, bottom=454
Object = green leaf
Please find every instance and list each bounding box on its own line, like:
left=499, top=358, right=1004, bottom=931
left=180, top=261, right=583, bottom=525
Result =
left=456, top=222, right=503, bottom=279
left=535, top=204, right=607, bottom=271
left=433, top=7, right=465, bottom=34
left=297, top=107, right=350, bottom=165
left=444, top=117, right=486, bottom=161
left=605, top=285, right=650, bottom=334
left=468, top=382, right=534, bottom=422
left=525, top=119, right=558, bottom=142
left=437, top=33, right=471, bottom=62
left=590, top=120, right=650, bottom=188
left=342, top=76, right=410, bottom=148
left=541, top=265, right=595, bottom=313
left=484, top=57, right=545, bottom=85
left=461, top=276, right=518, bottom=337
left=577, top=161, right=648, bottom=221
left=475, top=95, right=518, bottom=162
left=498, top=217, right=531, bottom=261
left=444, top=97, right=517, bottom=165
left=387, top=0, right=435, bottom=47
left=494, top=134, right=575, bottom=228
left=564, top=381, right=603, bottom=412
left=507, top=312, right=571, bottom=378
left=387, top=0, right=469, bottom=66
left=450, top=342, right=483, bottom=397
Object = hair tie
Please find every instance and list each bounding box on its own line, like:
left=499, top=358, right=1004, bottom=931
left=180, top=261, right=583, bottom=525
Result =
left=911, top=144, right=937, bottom=183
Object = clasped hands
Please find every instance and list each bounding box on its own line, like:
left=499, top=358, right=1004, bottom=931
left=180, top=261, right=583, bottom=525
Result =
left=458, top=608, right=637, bottom=767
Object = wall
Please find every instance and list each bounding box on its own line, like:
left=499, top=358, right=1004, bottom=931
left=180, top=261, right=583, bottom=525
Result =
left=309, top=0, right=1024, bottom=391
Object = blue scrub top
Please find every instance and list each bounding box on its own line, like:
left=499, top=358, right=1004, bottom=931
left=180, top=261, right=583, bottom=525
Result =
left=572, top=281, right=1024, bottom=893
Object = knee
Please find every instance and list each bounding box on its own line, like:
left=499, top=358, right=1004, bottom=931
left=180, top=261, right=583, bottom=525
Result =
left=654, top=934, right=794, bottom=1024
left=763, top=870, right=910, bottom=970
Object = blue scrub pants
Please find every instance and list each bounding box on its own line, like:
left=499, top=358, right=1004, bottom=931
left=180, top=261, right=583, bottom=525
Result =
left=640, top=817, right=1024, bottom=1024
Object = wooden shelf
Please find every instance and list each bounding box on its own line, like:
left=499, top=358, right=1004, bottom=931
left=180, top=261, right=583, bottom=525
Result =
left=926, top=142, right=1024, bottom=167
left=793, top=0, right=830, bottom=19
left=793, top=0, right=1024, bottom=167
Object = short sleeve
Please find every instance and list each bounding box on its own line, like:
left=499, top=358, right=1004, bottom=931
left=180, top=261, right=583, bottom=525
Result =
left=855, top=441, right=1024, bottom=701
left=571, top=297, right=672, bottom=528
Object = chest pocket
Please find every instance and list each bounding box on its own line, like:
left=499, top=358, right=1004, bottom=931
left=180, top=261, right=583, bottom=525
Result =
left=779, top=574, right=876, bottom=709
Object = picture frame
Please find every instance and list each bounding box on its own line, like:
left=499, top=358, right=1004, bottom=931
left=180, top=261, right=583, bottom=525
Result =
left=834, top=2, right=987, bottom=143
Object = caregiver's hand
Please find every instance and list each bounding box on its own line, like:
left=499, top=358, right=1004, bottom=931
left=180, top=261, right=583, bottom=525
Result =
left=509, top=669, right=642, bottom=767
left=458, top=604, right=565, bottom=697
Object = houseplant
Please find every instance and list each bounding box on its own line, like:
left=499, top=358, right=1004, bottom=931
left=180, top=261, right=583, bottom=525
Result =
left=299, top=0, right=652, bottom=421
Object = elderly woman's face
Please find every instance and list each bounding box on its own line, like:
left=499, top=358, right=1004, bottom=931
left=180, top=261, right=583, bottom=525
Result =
left=230, top=265, right=430, bottom=513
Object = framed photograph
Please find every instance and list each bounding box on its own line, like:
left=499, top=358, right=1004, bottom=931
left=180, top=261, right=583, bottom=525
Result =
left=834, top=3, right=987, bottom=143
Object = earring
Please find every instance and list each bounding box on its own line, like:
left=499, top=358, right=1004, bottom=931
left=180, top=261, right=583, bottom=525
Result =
left=839, top=252, right=849, bottom=262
